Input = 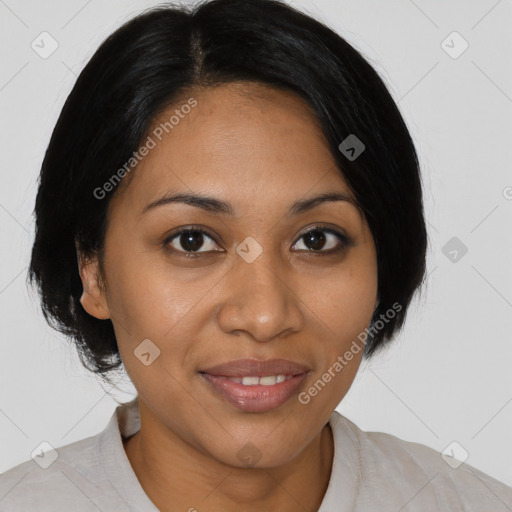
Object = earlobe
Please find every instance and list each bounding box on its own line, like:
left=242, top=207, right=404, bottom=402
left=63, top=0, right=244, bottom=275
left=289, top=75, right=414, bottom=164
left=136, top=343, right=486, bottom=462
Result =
left=76, top=249, right=111, bottom=320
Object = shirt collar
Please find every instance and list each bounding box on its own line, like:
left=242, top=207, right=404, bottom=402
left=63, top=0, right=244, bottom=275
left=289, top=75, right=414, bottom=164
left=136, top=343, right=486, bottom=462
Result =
left=98, top=396, right=362, bottom=510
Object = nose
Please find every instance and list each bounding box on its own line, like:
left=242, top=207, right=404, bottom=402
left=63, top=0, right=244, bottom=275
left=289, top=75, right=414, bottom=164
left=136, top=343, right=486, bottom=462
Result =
left=216, top=246, right=305, bottom=343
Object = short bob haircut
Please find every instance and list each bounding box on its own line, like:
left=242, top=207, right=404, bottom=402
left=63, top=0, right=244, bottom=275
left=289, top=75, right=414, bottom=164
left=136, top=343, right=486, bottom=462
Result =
left=28, top=0, right=427, bottom=384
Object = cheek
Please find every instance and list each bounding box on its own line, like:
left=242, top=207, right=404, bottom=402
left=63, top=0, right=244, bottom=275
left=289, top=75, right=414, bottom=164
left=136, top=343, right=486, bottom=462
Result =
left=305, top=258, right=377, bottom=342
left=298, top=266, right=375, bottom=413
left=331, top=277, right=377, bottom=334
left=103, top=245, right=202, bottom=336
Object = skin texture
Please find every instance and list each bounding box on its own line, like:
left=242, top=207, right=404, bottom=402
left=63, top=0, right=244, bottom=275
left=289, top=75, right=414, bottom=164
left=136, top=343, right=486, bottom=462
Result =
left=78, top=81, right=378, bottom=512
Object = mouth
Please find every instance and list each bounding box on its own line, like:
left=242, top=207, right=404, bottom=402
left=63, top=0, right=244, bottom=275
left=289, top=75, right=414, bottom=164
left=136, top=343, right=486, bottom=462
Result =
left=198, top=358, right=310, bottom=413
left=214, top=374, right=296, bottom=385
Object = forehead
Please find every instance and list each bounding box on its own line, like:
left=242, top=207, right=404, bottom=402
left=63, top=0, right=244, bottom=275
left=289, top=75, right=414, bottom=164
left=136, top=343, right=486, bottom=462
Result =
left=111, top=82, right=353, bottom=215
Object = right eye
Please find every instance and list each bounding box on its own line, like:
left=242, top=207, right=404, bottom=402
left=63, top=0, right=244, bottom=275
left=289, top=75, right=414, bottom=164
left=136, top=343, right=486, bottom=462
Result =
left=163, top=227, right=222, bottom=257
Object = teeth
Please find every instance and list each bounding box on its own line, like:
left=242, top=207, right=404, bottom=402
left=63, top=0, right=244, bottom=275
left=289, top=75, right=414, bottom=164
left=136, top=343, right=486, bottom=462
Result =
left=228, top=375, right=292, bottom=386
left=242, top=376, right=260, bottom=386
left=259, top=375, right=277, bottom=386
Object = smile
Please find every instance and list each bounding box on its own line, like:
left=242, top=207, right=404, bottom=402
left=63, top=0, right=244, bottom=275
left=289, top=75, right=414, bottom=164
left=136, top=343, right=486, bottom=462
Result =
left=199, top=372, right=308, bottom=413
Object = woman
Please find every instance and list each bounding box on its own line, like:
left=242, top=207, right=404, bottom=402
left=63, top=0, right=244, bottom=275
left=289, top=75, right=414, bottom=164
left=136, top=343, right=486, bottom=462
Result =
left=1, top=0, right=511, bottom=510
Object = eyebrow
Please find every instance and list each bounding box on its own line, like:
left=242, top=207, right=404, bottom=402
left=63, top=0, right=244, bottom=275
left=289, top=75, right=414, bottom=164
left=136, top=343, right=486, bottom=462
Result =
left=141, top=190, right=358, bottom=217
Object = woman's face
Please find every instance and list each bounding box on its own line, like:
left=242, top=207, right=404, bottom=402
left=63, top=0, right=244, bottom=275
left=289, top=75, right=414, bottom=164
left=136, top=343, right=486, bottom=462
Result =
left=80, top=81, right=378, bottom=468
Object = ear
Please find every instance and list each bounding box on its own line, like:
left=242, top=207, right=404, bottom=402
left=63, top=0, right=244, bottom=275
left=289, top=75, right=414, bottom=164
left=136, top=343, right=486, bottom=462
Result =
left=76, top=244, right=111, bottom=320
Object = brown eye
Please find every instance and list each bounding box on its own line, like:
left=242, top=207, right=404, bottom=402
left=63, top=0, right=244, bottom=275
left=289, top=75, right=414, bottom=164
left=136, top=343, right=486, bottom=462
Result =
left=293, top=227, right=349, bottom=253
left=164, top=228, right=220, bottom=255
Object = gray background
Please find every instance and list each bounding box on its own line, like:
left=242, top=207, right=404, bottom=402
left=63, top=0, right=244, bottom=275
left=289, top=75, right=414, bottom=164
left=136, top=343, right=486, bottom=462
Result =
left=0, top=0, right=511, bottom=487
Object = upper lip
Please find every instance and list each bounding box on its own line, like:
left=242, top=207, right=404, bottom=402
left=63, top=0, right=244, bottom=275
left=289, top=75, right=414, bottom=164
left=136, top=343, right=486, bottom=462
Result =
left=199, top=358, right=311, bottom=377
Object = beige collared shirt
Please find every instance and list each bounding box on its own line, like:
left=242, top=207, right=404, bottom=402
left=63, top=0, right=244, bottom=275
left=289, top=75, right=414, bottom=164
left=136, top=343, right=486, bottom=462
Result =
left=1, top=397, right=511, bottom=511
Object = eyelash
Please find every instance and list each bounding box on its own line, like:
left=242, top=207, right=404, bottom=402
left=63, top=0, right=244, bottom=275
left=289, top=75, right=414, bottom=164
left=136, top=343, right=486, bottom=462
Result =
left=162, top=224, right=351, bottom=258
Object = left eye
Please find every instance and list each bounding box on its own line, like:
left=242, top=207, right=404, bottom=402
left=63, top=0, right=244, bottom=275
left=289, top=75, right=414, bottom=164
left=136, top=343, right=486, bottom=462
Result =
left=293, top=228, right=348, bottom=252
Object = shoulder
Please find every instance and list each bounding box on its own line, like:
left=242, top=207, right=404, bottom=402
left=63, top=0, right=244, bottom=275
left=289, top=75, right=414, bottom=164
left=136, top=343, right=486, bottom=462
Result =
left=0, top=433, right=109, bottom=511
left=332, top=412, right=512, bottom=511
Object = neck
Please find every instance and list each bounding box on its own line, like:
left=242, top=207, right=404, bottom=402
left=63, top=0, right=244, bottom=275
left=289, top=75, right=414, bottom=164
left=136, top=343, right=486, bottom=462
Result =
left=123, top=404, right=334, bottom=512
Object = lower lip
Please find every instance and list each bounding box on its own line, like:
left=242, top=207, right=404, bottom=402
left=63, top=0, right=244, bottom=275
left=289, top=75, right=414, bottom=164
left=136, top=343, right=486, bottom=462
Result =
left=199, top=372, right=308, bottom=413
